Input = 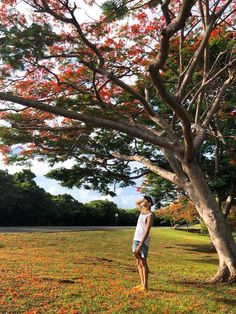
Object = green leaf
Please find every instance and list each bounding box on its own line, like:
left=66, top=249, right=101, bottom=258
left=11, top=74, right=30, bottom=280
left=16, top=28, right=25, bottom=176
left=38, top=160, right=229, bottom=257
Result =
left=101, top=0, right=129, bottom=22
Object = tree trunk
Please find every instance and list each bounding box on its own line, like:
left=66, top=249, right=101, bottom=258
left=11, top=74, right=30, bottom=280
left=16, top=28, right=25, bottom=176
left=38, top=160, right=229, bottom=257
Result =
left=183, top=159, right=236, bottom=284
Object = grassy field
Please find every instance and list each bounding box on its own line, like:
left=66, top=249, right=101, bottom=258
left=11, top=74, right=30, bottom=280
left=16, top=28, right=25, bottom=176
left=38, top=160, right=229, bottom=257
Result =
left=0, top=228, right=235, bottom=314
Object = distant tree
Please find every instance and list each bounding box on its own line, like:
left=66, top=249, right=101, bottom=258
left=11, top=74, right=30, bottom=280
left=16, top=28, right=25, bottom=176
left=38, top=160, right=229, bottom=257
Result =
left=52, top=194, right=89, bottom=225
left=156, top=196, right=199, bottom=226
left=0, top=169, right=57, bottom=225
left=14, top=169, right=37, bottom=186
left=12, top=170, right=57, bottom=225
left=117, top=208, right=139, bottom=226
left=87, top=200, right=119, bottom=226
left=0, top=170, right=19, bottom=225
left=0, top=169, right=141, bottom=226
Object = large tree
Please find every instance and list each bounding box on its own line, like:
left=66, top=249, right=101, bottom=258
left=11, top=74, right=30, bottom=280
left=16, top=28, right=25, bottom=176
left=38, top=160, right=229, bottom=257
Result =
left=0, top=0, right=235, bottom=283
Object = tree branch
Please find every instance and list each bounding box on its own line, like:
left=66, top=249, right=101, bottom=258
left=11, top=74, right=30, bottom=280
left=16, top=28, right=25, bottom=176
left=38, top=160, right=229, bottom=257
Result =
left=148, top=0, right=195, bottom=162
left=150, top=0, right=195, bottom=70
left=163, top=148, right=188, bottom=185
left=177, top=18, right=215, bottom=99
left=178, top=0, right=233, bottom=99
left=201, top=74, right=234, bottom=128
left=189, top=59, right=235, bottom=111
left=0, top=92, right=181, bottom=152
left=193, top=73, right=234, bottom=151
left=148, top=71, right=193, bottom=162
left=111, top=152, right=182, bottom=186
left=11, top=125, right=88, bottom=132
left=80, top=59, right=178, bottom=143
left=54, top=0, right=160, bottom=121
left=30, top=0, right=73, bottom=23
left=51, top=2, right=178, bottom=142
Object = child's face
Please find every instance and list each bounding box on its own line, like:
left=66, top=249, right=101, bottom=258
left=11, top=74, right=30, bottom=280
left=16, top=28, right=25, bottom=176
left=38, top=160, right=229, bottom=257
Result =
left=141, top=198, right=151, bottom=208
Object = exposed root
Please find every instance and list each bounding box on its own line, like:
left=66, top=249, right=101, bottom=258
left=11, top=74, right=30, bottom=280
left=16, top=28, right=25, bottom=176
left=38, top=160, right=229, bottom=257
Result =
left=209, top=266, right=236, bottom=284
left=228, top=270, right=236, bottom=284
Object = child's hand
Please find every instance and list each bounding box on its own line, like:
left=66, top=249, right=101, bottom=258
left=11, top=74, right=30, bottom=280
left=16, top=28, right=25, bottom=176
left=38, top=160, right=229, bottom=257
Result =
left=135, top=243, right=142, bottom=254
left=136, top=198, right=144, bottom=204
left=136, top=199, right=144, bottom=210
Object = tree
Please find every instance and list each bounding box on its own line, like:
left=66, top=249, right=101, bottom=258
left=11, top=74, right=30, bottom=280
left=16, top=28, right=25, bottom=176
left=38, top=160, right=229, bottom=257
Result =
left=0, top=1, right=235, bottom=283
left=88, top=200, right=119, bottom=225
left=13, top=169, right=37, bottom=186
left=156, top=196, right=199, bottom=227
left=52, top=194, right=90, bottom=225
left=0, top=169, right=57, bottom=225
left=12, top=169, right=57, bottom=225
left=139, top=30, right=236, bottom=213
left=0, top=170, right=19, bottom=225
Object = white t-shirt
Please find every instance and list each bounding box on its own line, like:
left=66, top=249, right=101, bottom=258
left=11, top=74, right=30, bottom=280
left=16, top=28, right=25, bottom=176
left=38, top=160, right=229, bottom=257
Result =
left=133, top=212, right=153, bottom=246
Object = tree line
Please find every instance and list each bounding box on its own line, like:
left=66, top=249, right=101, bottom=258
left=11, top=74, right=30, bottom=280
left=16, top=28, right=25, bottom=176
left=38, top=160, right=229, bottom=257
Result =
left=1, top=168, right=234, bottom=228
left=0, top=169, right=163, bottom=226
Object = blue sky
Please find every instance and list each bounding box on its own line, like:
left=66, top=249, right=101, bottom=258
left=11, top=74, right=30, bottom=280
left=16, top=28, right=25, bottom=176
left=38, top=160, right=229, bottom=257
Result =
left=0, top=157, right=143, bottom=208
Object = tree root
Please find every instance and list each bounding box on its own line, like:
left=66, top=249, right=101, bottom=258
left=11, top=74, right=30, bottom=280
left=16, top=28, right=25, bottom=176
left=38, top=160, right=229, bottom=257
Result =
left=209, top=266, right=236, bottom=284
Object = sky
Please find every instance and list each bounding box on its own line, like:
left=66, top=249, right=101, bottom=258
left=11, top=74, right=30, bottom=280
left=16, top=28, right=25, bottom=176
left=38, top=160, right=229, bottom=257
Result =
left=0, top=157, right=142, bottom=208
left=0, top=1, right=144, bottom=209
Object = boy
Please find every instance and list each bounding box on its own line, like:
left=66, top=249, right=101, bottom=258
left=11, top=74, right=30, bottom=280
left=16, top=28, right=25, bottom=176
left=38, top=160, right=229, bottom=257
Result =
left=132, top=195, right=155, bottom=292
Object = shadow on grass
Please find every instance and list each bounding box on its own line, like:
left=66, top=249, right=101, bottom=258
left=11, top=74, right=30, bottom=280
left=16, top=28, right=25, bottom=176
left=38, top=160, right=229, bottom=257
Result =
left=177, top=279, right=214, bottom=286
left=173, top=279, right=236, bottom=289
left=215, top=298, right=236, bottom=306
left=74, top=256, right=137, bottom=272
left=175, top=243, right=216, bottom=254
left=150, top=281, right=215, bottom=295
left=184, top=257, right=218, bottom=265
left=39, top=277, right=76, bottom=284
left=168, top=280, right=236, bottom=308
left=175, top=243, right=219, bottom=265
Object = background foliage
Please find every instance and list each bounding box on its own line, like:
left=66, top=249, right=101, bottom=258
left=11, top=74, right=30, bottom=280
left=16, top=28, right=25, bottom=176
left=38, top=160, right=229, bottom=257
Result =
left=0, top=169, right=163, bottom=226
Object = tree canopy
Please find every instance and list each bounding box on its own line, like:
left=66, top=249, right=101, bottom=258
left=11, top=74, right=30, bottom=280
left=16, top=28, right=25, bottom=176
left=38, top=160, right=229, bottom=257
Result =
left=0, top=0, right=234, bottom=195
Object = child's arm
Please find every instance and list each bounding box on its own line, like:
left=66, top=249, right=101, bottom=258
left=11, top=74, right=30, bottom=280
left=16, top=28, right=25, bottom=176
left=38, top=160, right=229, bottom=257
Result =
left=135, top=214, right=154, bottom=253
left=135, top=198, right=144, bottom=211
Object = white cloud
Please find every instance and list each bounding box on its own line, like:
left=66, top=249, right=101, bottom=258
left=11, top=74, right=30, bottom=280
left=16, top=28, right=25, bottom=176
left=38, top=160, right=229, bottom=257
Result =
left=16, top=0, right=103, bottom=23
left=76, top=1, right=103, bottom=21
left=0, top=156, right=142, bottom=208
left=1, top=158, right=75, bottom=176
left=113, top=187, right=141, bottom=208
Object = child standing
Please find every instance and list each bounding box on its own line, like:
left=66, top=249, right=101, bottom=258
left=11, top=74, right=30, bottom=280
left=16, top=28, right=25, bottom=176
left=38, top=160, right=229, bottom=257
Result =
left=132, top=195, right=155, bottom=292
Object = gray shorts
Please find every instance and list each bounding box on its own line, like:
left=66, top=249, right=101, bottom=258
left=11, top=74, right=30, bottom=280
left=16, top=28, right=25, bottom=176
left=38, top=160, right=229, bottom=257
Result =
left=132, top=240, right=149, bottom=259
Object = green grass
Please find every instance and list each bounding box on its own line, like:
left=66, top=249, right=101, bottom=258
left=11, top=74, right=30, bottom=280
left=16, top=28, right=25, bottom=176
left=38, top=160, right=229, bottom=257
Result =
left=0, top=228, right=235, bottom=313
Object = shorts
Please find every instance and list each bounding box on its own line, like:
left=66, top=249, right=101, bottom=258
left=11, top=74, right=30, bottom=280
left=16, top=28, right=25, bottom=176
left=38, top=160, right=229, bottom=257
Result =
left=132, top=240, right=149, bottom=259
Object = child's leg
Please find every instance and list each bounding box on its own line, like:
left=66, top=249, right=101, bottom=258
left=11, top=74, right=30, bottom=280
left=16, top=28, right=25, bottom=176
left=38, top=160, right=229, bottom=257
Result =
left=140, top=258, right=149, bottom=290
left=133, top=253, right=144, bottom=286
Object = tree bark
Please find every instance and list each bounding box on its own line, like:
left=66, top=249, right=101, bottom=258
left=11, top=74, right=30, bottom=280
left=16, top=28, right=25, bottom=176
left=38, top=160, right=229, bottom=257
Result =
left=223, top=182, right=235, bottom=219
left=183, top=159, right=236, bottom=283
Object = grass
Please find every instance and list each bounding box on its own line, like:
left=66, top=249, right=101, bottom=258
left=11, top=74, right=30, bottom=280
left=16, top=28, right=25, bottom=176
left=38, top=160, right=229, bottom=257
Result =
left=0, top=228, right=235, bottom=314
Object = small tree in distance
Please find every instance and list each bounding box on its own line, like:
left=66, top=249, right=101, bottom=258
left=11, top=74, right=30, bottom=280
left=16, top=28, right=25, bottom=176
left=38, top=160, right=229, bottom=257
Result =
left=156, top=197, right=199, bottom=227
left=0, top=1, right=235, bottom=283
